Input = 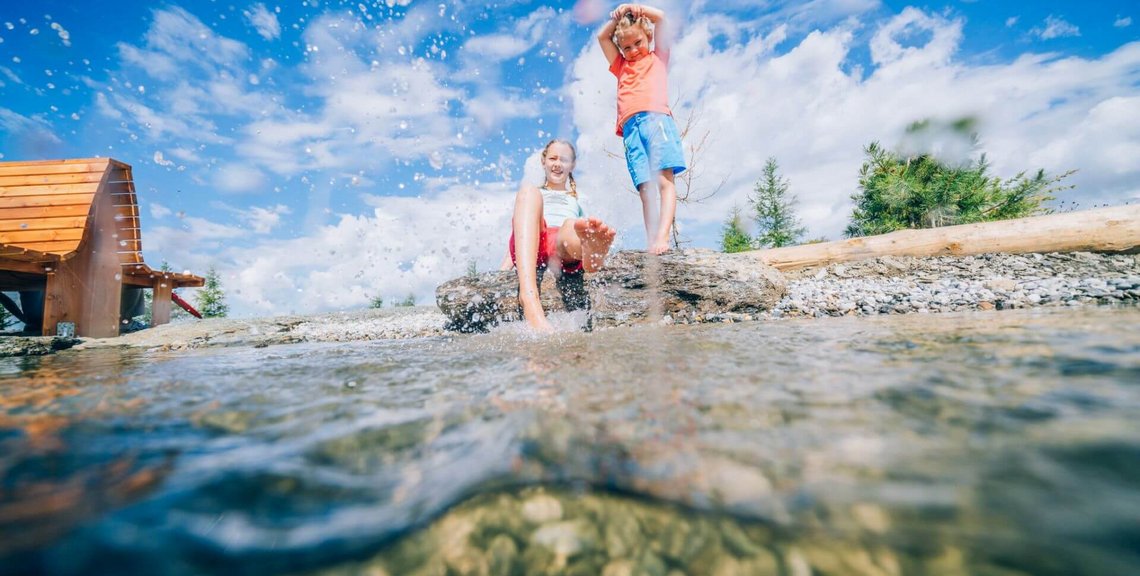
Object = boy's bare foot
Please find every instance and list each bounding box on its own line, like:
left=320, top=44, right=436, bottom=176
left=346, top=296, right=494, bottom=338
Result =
left=574, top=217, right=616, bottom=272
left=647, top=238, right=670, bottom=255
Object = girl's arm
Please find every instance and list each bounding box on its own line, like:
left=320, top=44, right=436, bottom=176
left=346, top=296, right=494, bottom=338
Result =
left=597, top=17, right=620, bottom=65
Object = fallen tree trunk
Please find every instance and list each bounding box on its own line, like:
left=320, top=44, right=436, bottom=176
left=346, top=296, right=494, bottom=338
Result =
left=745, top=204, right=1140, bottom=271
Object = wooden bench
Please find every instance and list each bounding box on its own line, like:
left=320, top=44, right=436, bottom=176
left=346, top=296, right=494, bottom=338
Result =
left=0, top=158, right=204, bottom=337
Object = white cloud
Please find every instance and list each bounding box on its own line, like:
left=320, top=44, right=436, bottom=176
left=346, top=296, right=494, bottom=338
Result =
left=149, top=182, right=516, bottom=316
left=1033, top=15, right=1081, bottom=40
left=0, top=108, right=64, bottom=156
left=1115, top=16, right=1132, bottom=28
left=149, top=202, right=173, bottom=219
left=116, top=7, right=248, bottom=80
left=0, top=65, right=24, bottom=86
left=213, top=163, right=267, bottom=193
left=245, top=3, right=281, bottom=40
left=1005, top=16, right=1019, bottom=28
left=241, top=204, right=291, bottom=234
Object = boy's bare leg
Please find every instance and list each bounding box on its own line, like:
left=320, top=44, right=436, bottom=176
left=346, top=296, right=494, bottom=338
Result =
left=638, top=182, right=659, bottom=251
left=557, top=217, right=616, bottom=272
left=512, top=187, right=553, bottom=331
left=648, top=170, right=676, bottom=255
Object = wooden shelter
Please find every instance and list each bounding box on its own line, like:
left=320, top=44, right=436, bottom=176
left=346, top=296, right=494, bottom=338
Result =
left=0, top=158, right=203, bottom=338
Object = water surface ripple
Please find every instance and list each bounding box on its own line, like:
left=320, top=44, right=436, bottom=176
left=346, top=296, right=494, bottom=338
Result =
left=1, top=306, right=1138, bottom=575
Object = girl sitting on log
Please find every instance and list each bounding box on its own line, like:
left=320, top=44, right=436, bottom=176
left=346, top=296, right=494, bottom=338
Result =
left=500, top=139, right=616, bottom=332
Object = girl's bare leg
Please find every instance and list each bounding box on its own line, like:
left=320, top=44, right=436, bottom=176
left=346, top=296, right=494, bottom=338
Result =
left=648, top=170, right=676, bottom=255
left=513, top=187, right=553, bottom=331
left=556, top=217, right=616, bottom=273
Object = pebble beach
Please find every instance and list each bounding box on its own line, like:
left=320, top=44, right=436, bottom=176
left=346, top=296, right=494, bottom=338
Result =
left=3, top=252, right=1137, bottom=355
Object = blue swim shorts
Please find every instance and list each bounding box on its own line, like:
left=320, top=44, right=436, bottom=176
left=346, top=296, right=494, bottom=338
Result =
left=622, top=111, right=687, bottom=188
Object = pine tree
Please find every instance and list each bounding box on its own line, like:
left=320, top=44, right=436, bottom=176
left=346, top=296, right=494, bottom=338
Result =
left=397, top=293, right=416, bottom=307
left=846, top=139, right=1074, bottom=238
left=195, top=266, right=229, bottom=318
left=750, top=157, right=806, bottom=248
left=369, top=295, right=384, bottom=309
left=719, top=205, right=753, bottom=253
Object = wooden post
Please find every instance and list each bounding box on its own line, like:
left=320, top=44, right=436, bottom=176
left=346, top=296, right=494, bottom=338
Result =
left=151, top=280, right=172, bottom=326
left=41, top=270, right=67, bottom=336
left=745, top=205, right=1140, bottom=271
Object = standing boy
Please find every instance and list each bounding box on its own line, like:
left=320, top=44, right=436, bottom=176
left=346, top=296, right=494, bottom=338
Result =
left=598, top=3, right=687, bottom=254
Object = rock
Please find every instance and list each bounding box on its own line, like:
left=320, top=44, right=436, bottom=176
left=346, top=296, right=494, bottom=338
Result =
left=435, top=250, right=786, bottom=332
left=0, top=336, right=79, bottom=357
left=436, top=268, right=590, bottom=332
left=521, top=494, right=564, bottom=524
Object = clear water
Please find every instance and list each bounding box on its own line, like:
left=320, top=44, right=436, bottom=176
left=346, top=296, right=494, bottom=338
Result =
left=1, top=306, right=1138, bottom=575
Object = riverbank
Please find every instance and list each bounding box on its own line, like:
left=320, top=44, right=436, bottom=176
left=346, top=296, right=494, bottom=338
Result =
left=1, top=252, right=1136, bottom=356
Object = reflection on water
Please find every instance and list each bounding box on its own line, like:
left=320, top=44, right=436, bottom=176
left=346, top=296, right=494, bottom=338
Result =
left=1, top=306, right=1138, bottom=575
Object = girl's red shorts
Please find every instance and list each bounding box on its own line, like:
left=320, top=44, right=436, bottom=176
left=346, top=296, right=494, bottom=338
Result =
left=509, top=220, right=583, bottom=273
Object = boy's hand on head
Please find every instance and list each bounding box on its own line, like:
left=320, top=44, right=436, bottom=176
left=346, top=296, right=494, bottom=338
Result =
left=612, top=3, right=637, bottom=20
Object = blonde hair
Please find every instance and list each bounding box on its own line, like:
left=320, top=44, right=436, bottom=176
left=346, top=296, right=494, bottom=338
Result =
left=612, top=11, right=654, bottom=46
left=541, top=139, right=578, bottom=198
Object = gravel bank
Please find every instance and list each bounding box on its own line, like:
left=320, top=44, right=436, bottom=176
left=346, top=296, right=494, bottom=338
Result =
left=4, top=252, right=1136, bottom=355
left=771, top=251, right=1140, bottom=319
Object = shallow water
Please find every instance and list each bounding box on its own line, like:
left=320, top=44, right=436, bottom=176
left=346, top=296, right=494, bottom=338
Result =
left=2, top=306, right=1138, bottom=575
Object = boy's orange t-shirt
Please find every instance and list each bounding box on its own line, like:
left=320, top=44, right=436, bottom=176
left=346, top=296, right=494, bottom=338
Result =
left=609, top=51, right=672, bottom=136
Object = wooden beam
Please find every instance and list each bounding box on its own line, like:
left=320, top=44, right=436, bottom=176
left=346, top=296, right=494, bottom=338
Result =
left=745, top=205, right=1140, bottom=271
left=42, top=270, right=69, bottom=336
left=0, top=259, right=53, bottom=274
left=151, top=281, right=172, bottom=326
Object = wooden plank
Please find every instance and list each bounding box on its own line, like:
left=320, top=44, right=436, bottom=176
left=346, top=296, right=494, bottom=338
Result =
left=746, top=204, right=1140, bottom=270
left=11, top=240, right=82, bottom=255
left=0, top=216, right=89, bottom=232
left=0, top=259, right=52, bottom=274
left=0, top=204, right=93, bottom=220
left=0, top=193, right=96, bottom=209
left=0, top=172, right=106, bottom=187
left=0, top=158, right=110, bottom=168
left=0, top=161, right=109, bottom=177
left=0, top=182, right=102, bottom=197
left=0, top=228, right=85, bottom=244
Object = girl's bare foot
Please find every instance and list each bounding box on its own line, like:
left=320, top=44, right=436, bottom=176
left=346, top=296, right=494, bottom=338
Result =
left=574, top=217, right=616, bottom=272
left=521, top=300, right=555, bottom=332
left=648, top=238, right=670, bottom=255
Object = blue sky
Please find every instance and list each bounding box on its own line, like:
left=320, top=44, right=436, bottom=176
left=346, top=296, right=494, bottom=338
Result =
left=1, top=0, right=1137, bottom=316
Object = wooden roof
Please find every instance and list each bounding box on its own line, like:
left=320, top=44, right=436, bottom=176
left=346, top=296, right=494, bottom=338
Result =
left=2, top=157, right=143, bottom=263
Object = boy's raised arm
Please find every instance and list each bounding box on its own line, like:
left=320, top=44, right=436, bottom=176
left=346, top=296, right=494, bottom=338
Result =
left=597, top=17, right=620, bottom=65
left=637, top=5, right=670, bottom=58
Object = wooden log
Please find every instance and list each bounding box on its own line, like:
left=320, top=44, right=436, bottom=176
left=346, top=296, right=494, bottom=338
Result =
left=744, top=205, right=1140, bottom=271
